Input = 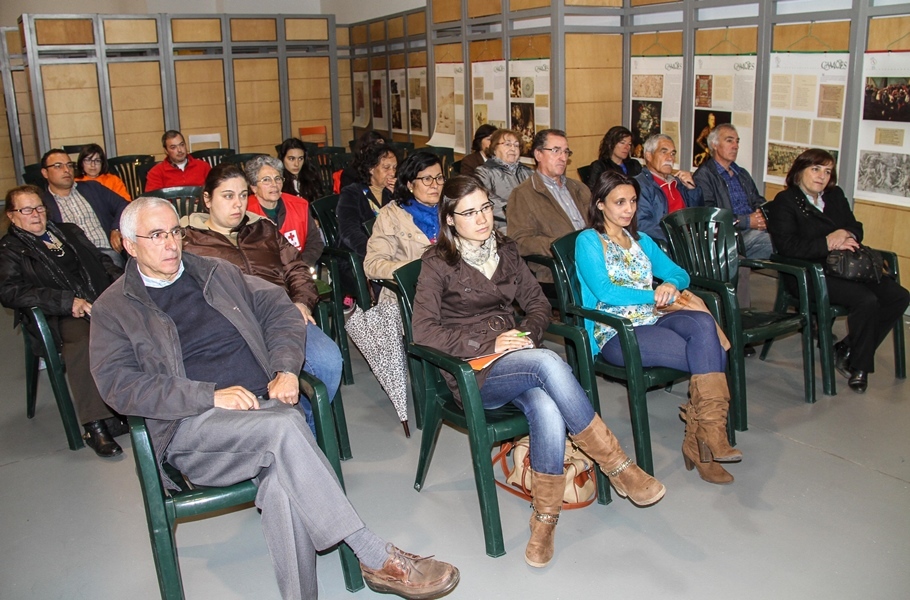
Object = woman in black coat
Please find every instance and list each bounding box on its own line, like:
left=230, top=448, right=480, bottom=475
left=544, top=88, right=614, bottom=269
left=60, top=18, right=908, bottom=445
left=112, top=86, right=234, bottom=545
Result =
left=586, top=126, right=642, bottom=190
left=767, top=149, right=908, bottom=393
left=0, top=185, right=125, bottom=456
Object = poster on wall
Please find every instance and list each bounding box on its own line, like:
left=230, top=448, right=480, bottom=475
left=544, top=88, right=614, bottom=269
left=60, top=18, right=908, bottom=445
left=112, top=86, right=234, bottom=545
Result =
left=854, top=51, right=910, bottom=207
left=389, top=69, right=408, bottom=134
left=407, top=66, right=428, bottom=136
left=764, top=52, right=849, bottom=185
left=630, top=56, right=683, bottom=163
left=507, top=59, right=550, bottom=155
left=352, top=71, right=370, bottom=128
left=471, top=60, right=508, bottom=134
left=371, top=71, right=389, bottom=131
left=427, top=62, right=466, bottom=153
left=692, top=55, right=757, bottom=173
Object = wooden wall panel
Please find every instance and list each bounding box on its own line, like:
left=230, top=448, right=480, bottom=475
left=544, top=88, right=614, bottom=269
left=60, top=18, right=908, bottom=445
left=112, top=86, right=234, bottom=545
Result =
left=469, top=39, right=503, bottom=63
left=388, top=17, right=405, bottom=40
left=234, top=57, right=282, bottom=154
left=566, top=33, right=622, bottom=181
left=42, top=64, right=103, bottom=150
left=288, top=57, right=335, bottom=146
left=339, top=58, right=353, bottom=151
left=337, top=26, right=350, bottom=46
left=772, top=22, right=850, bottom=52
left=171, top=19, right=222, bottom=43
left=695, top=26, right=757, bottom=55
left=469, top=0, right=502, bottom=19
left=511, top=0, right=550, bottom=10
left=352, top=25, right=368, bottom=45
left=103, top=19, right=158, bottom=45
left=371, top=56, right=387, bottom=71
left=409, top=51, right=428, bottom=69
left=510, top=35, right=551, bottom=59
left=434, top=43, right=463, bottom=64
left=286, top=19, right=329, bottom=41
left=109, top=62, right=164, bottom=156
left=566, top=0, right=621, bottom=6
left=868, top=16, right=910, bottom=52
left=35, top=19, right=94, bottom=46
left=855, top=201, right=910, bottom=276
left=230, top=19, right=277, bottom=42
left=0, top=77, right=16, bottom=193
left=175, top=60, right=227, bottom=159
left=13, top=70, right=37, bottom=164
left=631, top=0, right=677, bottom=5
left=631, top=31, right=683, bottom=56
left=369, top=21, right=386, bottom=42
left=5, top=30, right=22, bottom=54
left=433, top=0, right=462, bottom=24
left=407, top=12, right=426, bottom=37
left=390, top=54, right=407, bottom=70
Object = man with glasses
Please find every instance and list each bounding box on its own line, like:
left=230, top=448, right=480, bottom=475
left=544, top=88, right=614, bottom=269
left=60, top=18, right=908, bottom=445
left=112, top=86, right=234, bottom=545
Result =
left=145, top=130, right=212, bottom=192
left=40, top=149, right=129, bottom=267
left=89, top=197, right=460, bottom=600
left=507, top=129, right=591, bottom=292
left=634, top=134, right=704, bottom=242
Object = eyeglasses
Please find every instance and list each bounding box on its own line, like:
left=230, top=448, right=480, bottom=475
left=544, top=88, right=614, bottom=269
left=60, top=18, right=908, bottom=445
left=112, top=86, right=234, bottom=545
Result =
left=11, top=205, right=47, bottom=215
left=452, top=202, right=494, bottom=219
left=135, top=227, right=186, bottom=245
left=539, top=147, right=573, bottom=158
left=258, top=176, right=284, bottom=186
left=415, top=174, right=446, bottom=186
left=499, top=141, right=521, bottom=149
left=46, top=162, right=77, bottom=171
left=83, top=158, right=103, bottom=165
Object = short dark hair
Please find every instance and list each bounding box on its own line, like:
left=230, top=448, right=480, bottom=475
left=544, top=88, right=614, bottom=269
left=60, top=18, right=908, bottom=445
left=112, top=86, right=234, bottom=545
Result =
left=531, top=129, right=567, bottom=154
left=435, top=175, right=501, bottom=266
left=597, top=126, right=633, bottom=164
left=41, top=148, right=69, bottom=169
left=76, top=143, right=110, bottom=177
left=277, top=137, right=307, bottom=161
left=785, top=148, right=838, bottom=190
left=393, top=151, right=443, bottom=206
left=354, top=144, right=398, bottom=186
left=203, top=163, right=249, bottom=199
left=588, top=170, right=641, bottom=240
left=471, top=124, right=497, bottom=153
left=162, top=130, right=183, bottom=148
left=5, top=184, right=44, bottom=212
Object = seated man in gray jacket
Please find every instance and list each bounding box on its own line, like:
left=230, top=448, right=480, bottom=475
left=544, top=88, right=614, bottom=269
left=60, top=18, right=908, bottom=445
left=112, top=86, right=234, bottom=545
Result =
left=693, top=123, right=773, bottom=307
left=89, top=197, right=459, bottom=600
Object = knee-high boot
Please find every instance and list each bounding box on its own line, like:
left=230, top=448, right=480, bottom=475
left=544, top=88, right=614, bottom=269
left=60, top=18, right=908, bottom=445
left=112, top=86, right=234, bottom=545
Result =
left=688, top=373, right=742, bottom=462
left=571, top=414, right=666, bottom=506
left=680, top=403, right=733, bottom=484
left=525, top=471, right=564, bottom=568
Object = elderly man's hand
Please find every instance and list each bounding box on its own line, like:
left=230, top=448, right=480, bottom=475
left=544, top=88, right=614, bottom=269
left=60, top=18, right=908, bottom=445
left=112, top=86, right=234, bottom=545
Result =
left=268, top=371, right=299, bottom=405
left=214, top=386, right=260, bottom=410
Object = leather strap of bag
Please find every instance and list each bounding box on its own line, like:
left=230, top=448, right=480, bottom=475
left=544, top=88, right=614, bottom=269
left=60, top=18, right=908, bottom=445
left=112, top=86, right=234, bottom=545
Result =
left=492, top=440, right=597, bottom=510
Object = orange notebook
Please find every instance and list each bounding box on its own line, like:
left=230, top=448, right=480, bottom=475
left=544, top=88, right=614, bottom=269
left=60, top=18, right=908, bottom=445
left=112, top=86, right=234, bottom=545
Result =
left=467, top=347, right=528, bottom=371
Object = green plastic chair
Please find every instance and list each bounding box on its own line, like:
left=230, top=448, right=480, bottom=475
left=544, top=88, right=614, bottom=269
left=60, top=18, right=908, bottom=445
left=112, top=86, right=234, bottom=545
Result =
left=661, top=207, right=815, bottom=431
left=146, top=186, right=205, bottom=218
left=550, top=231, right=730, bottom=475
left=128, top=371, right=364, bottom=600
left=21, top=307, right=84, bottom=450
left=108, top=154, right=155, bottom=199
left=393, top=259, right=609, bottom=558
left=577, top=165, right=592, bottom=186
left=423, top=146, right=456, bottom=178
left=313, top=146, right=348, bottom=155
left=22, top=163, right=47, bottom=188
left=762, top=251, right=906, bottom=395
left=312, top=153, right=338, bottom=197
left=189, top=148, right=235, bottom=168
left=388, top=141, right=415, bottom=158
left=220, top=152, right=267, bottom=171
left=450, top=160, right=462, bottom=175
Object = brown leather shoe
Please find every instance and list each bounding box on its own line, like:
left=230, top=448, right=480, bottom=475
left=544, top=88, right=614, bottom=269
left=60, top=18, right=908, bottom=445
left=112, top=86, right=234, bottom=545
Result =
left=361, top=545, right=459, bottom=600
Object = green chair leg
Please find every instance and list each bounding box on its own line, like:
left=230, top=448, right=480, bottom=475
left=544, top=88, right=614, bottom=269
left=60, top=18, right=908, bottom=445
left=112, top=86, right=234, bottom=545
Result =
left=466, top=427, right=506, bottom=558
left=626, top=378, right=655, bottom=476
left=413, top=399, right=443, bottom=493
left=24, top=337, right=39, bottom=419
left=331, top=390, right=353, bottom=461
left=894, top=318, right=907, bottom=379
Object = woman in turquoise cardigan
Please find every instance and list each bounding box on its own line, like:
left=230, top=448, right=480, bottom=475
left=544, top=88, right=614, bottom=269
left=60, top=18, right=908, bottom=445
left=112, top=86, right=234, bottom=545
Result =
left=575, top=170, right=740, bottom=485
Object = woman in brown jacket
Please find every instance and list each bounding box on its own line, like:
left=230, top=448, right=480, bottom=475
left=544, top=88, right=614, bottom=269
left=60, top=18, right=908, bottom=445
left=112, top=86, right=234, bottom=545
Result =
left=411, top=176, right=664, bottom=569
left=181, top=163, right=341, bottom=433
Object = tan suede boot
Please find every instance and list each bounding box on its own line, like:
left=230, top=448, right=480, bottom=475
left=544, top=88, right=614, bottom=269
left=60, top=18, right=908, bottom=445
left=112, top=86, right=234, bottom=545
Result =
left=681, top=403, right=733, bottom=484
left=525, top=471, right=564, bottom=568
left=571, top=415, right=666, bottom=506
left=689, top=373, right=742, bottom=462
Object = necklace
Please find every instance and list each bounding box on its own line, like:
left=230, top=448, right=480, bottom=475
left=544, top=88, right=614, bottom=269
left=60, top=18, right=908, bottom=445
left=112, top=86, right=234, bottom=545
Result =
left=42, top=231, right=65, bottom=257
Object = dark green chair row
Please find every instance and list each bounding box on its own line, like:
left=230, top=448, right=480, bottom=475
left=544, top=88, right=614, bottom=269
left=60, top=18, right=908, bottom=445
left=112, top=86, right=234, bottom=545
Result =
left=108, top=154, right=155, bottom=199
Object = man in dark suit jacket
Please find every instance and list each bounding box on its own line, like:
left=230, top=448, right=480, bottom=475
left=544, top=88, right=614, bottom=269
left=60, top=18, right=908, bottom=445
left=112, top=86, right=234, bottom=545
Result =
left=40, top=148, right=129, bottom=267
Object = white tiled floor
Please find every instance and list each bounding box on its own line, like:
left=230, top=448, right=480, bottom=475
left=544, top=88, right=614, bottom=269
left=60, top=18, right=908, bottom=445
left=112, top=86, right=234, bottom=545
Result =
left=1, top=274, right=908, bottom=599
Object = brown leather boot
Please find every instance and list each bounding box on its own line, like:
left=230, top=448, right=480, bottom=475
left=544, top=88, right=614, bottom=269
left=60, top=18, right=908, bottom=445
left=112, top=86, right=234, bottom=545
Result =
left=525, top=471, right=564, bottom=568
left=681, top=403, right=733, bottom=485
left=689, top=373, right=742, bottom=462
left=571, top=415, right=666, bottom=506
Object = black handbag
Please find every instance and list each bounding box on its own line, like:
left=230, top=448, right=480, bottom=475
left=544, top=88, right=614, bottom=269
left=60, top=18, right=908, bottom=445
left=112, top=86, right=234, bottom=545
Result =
left=825, top=245, right=884, bottom=284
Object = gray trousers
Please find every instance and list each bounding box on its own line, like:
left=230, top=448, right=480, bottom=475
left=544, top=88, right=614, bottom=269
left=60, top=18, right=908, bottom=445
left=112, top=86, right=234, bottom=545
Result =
left=166, top=400, right=365, bottom=600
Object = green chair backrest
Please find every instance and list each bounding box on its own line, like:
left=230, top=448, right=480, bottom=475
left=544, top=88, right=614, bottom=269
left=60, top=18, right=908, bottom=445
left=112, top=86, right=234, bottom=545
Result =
left=577, top=165, right=592, bottom=185
left=311, top=194, right=341, bottom=247
left=108, top=154, right=155, bottom=199
left=363, top=217, right=375, bottom=237
left=331, top=153, right=354, bottom=172
left=388, top=141, right=415, bottom=158
left=312, top=153, right=338, bottom=196
left=450, top=160, right=462, bottom=175
left=220, top=153, right=267, bottom=171
left=423, top=146, right=456, bottom=178
left=22, top=163, right=47, bottom=188
left=146, top=186, right=205, bottom=218
left=549, top=231, right=585, bottom=320
left=660, top=207, right=740, bottom=285
left=392, top=260, right=421, bottom=348
left=313, top=146, right=348, bottom=155
left=190, top=148, right=235, bottom=168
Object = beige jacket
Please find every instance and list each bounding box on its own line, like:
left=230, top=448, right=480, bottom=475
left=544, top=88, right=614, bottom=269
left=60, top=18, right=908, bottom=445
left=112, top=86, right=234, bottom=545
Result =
left=364, top=202, right=431, bottom=303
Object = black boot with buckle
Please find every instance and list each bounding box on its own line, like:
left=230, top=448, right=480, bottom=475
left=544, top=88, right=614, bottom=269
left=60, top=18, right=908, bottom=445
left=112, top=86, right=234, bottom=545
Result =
left=83, top=420, right=123, bottom=458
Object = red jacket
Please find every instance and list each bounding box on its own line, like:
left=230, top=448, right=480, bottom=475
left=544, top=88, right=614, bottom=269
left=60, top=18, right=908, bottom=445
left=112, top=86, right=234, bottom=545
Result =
left=145, top=156, right=211, bottom=191
left=247, top=193, right=324, bottom=268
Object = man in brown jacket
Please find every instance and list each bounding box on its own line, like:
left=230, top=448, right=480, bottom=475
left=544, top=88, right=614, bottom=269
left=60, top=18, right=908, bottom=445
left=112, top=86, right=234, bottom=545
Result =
left=506, top=129, right=591, bottom=291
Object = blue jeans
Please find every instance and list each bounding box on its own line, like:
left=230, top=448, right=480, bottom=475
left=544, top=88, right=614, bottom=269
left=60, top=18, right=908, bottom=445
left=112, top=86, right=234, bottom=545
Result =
left=299, top=323, right=343, bottom=434
left=480, top=349, right=595, bottom=475
left=600, top=310, right=726, bottom=375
